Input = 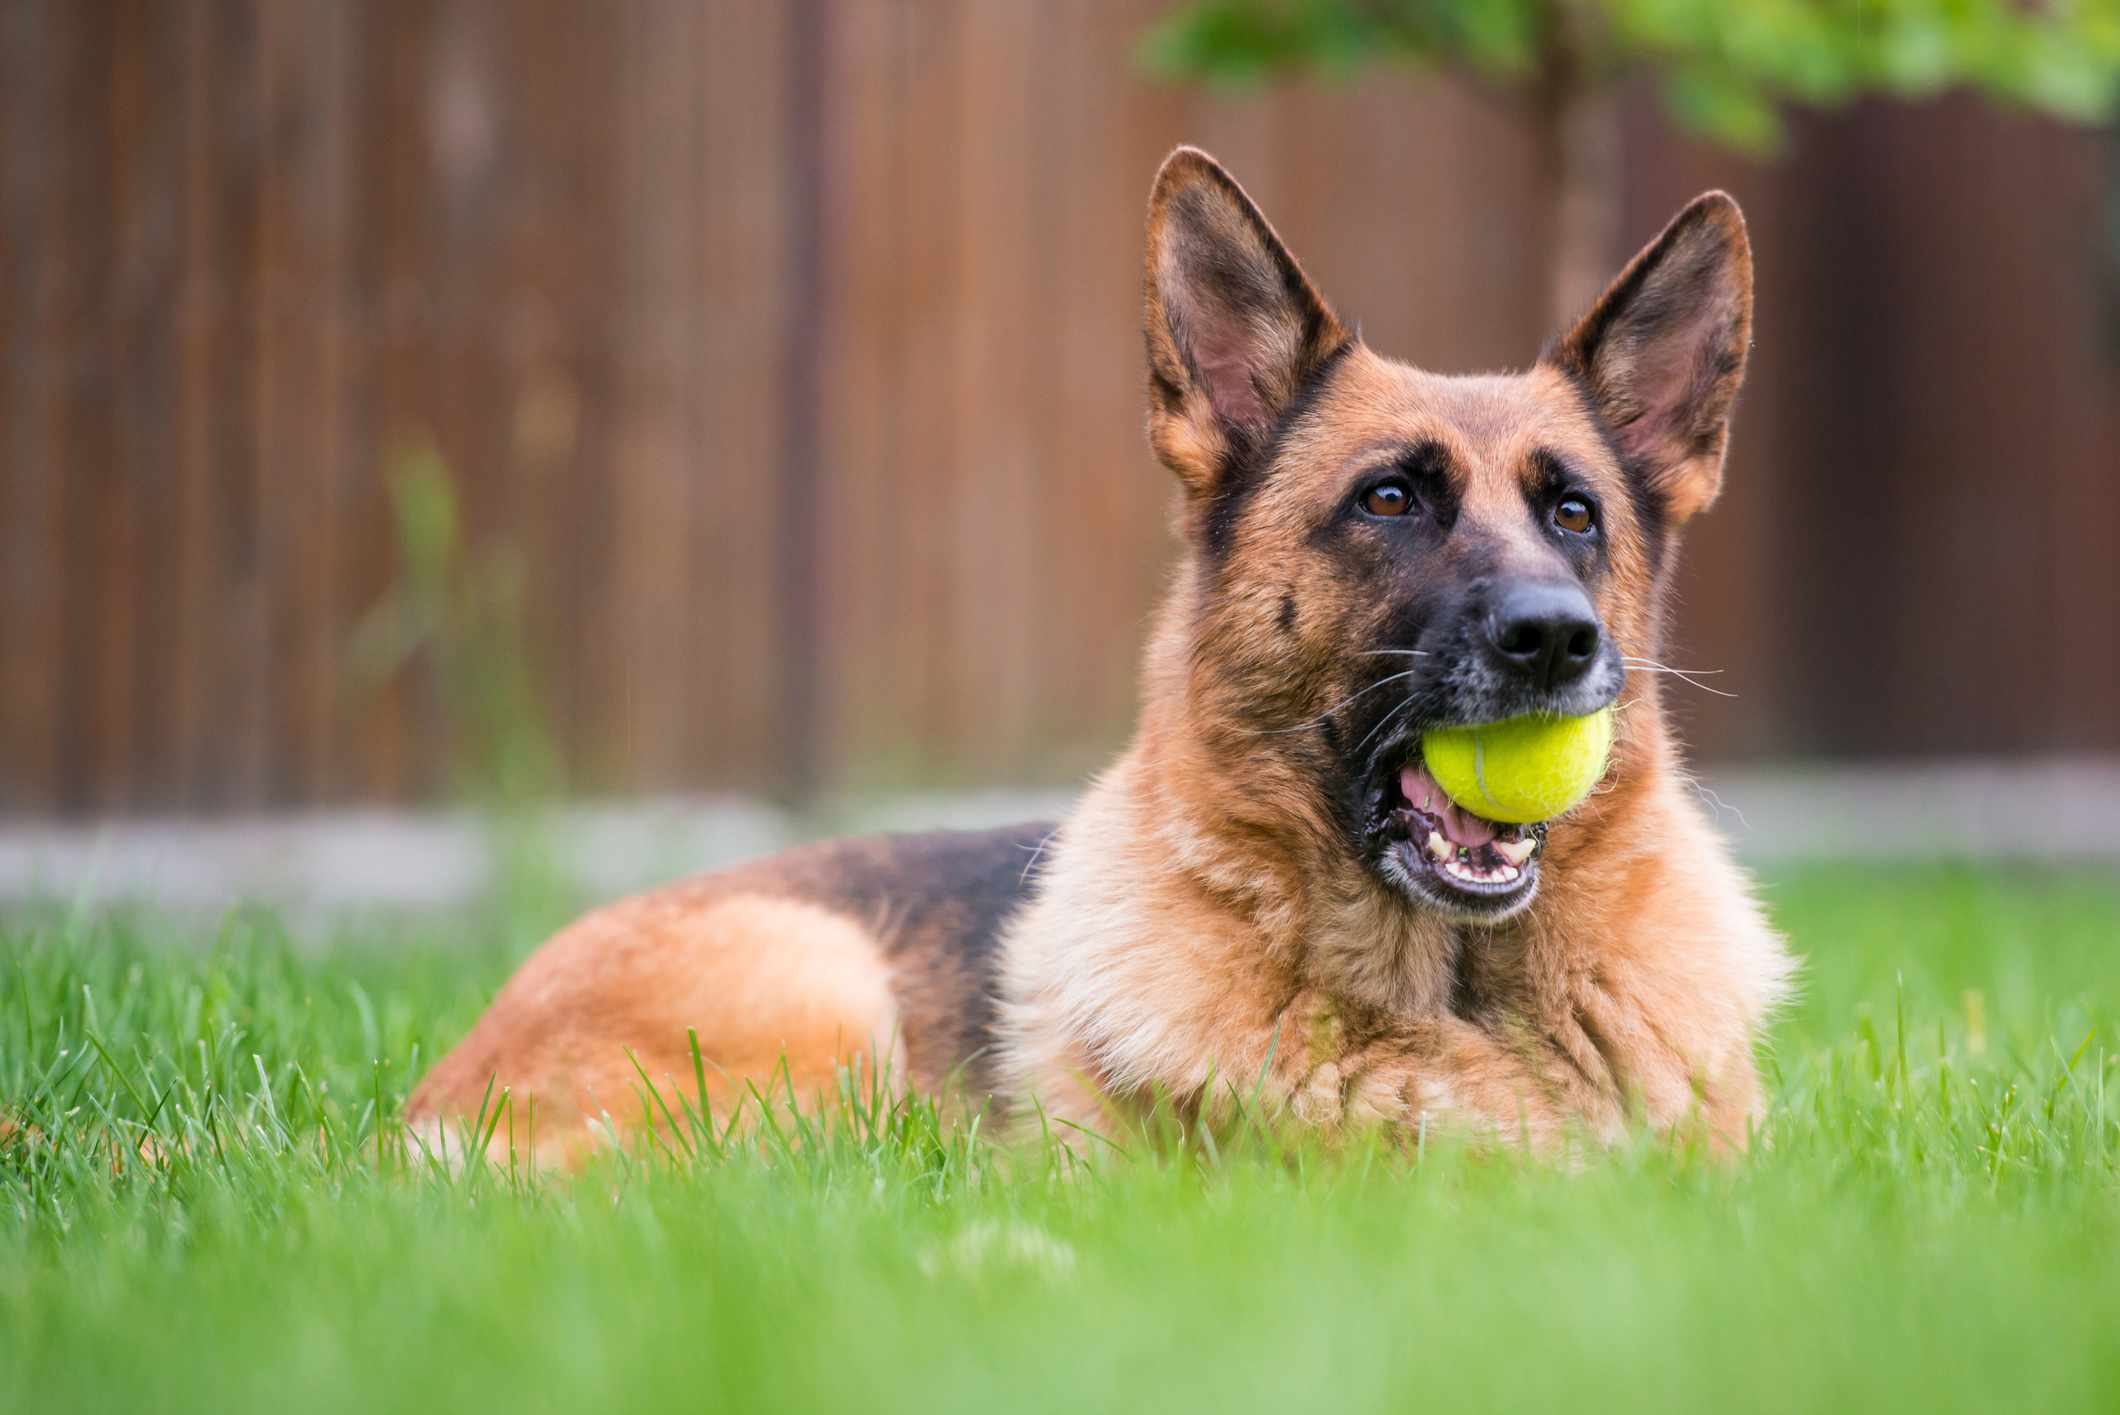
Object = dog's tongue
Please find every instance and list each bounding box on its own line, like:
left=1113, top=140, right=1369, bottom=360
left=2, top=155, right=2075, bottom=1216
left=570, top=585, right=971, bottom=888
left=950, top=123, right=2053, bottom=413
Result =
left=1399, top=762, right=1501, bottom=848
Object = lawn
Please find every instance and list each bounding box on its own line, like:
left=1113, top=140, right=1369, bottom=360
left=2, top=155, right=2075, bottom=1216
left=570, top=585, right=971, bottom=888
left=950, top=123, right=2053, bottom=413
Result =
left=4, top=864, right=2116, bottom=1413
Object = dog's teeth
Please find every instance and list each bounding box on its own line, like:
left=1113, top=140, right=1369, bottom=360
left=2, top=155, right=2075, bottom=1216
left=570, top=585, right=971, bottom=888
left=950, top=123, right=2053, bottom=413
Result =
left=1426, top=830, right=1452, bottom=865
left=1434, top=849, right=1525, bottom=888
left=1494, top=836, right=1537, bottom=867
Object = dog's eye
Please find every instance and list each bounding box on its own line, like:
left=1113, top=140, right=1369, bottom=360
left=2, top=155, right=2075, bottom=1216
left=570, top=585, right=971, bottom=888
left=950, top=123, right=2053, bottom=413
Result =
left=1553, top=497, right=1596, bottom=535
left=1362, top=480, right=1414, bottom=518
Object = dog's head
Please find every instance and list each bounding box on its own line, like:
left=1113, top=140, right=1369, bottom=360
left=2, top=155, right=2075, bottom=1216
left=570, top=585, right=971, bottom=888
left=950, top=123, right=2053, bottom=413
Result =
left=1141, top=148, right=1751, bottom=924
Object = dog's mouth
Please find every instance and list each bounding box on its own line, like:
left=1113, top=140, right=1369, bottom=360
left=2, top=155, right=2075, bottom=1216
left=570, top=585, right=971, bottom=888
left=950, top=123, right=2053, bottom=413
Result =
left=1367, top=753, right=1545, bottom=921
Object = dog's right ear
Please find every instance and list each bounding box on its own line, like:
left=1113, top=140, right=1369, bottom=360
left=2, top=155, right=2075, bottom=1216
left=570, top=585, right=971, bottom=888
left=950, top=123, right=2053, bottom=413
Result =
left=1143, top=147, right=1348, bottom=494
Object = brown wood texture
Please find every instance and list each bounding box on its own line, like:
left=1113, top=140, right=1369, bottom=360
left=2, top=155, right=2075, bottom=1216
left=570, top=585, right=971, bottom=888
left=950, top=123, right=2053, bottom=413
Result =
left=3, top=1, right=2115, bottom=816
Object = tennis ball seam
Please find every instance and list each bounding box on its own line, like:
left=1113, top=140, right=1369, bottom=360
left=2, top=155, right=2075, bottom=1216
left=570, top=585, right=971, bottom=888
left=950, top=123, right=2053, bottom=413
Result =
left=1420, top=708, right=1613, bottom=826
left=1471, top=734, right=1499, bottom=817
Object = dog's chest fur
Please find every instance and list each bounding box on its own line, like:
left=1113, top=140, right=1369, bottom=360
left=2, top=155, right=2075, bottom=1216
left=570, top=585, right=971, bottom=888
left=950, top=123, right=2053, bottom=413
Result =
left=990, top=735, right=1789, bottom=1147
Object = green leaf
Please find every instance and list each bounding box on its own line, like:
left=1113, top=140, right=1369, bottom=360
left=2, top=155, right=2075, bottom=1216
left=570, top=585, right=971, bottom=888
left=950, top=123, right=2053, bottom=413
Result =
left=1661, top=67, right=1785, bottom=153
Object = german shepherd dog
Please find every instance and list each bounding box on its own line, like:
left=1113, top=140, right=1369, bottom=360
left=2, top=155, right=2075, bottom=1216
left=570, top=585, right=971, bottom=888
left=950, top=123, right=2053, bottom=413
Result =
left=410, top=148, right=1792, bottom=1161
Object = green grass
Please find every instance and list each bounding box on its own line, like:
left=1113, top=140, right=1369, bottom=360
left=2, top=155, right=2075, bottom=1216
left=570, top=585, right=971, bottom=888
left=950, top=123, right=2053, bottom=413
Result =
left=4, top=864, right=2117, bottom=1413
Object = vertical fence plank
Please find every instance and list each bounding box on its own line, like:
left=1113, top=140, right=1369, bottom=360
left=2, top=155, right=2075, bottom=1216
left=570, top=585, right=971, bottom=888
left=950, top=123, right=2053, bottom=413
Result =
left=276, top=0, right=354, bottom=802
left=695, top=1, right=787, bottom=793
left=904, top=0, right=965, bottom=786
left=0, top=2, right=63, bottom=810
left=606, top=0, right=704, bottom=788
left=59, top=0, right=129, bottom=811
left=818, top=0, right=902, bottom=786
left=772, top=0, right=831, bottom=800
left=508, top=0, right=624, bottom=792
left=113, top=2, right=198, bottom=807
left=336, top=0, right=435, bottom=803
left=168, top=0, right=269, bottom=808
left=254, top=0, right=334, bottom=801
left=946, top=0, right=1039, bottom=777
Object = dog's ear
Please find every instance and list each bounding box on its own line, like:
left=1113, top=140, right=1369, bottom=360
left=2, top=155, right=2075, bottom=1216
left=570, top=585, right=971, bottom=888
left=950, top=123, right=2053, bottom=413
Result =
left=1549, top=192, right=1753, bottom=526
left=1143, top=147, right=1348, bottom=494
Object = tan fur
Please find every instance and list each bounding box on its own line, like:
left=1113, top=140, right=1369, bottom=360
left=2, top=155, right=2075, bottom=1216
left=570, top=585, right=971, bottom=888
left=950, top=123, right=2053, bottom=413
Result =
left=409, top=886, right=904, bottom=1165
left=410, top=148, right=1794, bottom=1164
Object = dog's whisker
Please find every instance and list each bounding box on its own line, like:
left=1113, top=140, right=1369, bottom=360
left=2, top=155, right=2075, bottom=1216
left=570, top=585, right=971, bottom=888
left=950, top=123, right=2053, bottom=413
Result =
left=1690, top=782, right=1750, bottom=831
left=1622, top=663, right=1738, bottom=699
left=1352, top=695, right=1419, bottom=757
left=1016, top=826, right=1064, bottom=885
left=1627, top=672, right=1737, bottom=699
left=1243, top=670, right=1423, bottom=737
left=1356, top=649, right=1428, bottom=658
left=1621, top=656, right=1724, bottom=675
left=1311, top=670, right=1424, bottom=719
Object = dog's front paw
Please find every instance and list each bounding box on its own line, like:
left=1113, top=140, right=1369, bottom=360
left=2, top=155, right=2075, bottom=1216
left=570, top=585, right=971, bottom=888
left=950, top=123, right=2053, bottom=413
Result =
left=1333, top=1057, right=1457, bottom=1132
left=1287, top=1059, right=1351, bottom=1128
left=1283, top=1058, right=1421, bottom=1134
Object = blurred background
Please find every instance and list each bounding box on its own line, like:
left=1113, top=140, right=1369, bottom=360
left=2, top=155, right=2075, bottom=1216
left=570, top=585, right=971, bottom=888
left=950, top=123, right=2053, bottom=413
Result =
left=2, top=0, right=2117, bottom=906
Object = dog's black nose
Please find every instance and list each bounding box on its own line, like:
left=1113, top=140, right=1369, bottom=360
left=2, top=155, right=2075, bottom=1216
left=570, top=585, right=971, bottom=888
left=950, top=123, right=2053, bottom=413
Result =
left=1485, top=582, right=1602, bottom=692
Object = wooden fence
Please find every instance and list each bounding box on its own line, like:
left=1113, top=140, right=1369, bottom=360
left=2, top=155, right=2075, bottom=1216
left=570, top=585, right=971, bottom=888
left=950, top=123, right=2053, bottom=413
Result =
left=3, top=0, right=2116, bottom=816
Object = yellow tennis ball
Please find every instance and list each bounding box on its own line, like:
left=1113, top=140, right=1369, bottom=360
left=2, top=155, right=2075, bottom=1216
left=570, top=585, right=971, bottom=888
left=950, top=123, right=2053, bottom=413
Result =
left=1420, top=708, right=1614, bottom=824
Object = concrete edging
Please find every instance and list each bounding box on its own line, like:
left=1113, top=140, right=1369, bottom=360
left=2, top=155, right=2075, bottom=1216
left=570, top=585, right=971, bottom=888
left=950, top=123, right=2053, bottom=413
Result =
left=3, top=761, right=2115, bottom=917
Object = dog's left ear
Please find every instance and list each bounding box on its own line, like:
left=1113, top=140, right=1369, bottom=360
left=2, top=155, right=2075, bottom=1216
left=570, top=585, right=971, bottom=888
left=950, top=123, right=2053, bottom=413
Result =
left=1549, top=192, right=1753, bottom=526
left=1143, top=147, right=1349, bottom=495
